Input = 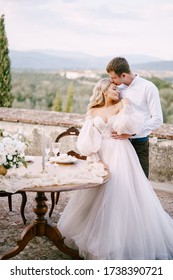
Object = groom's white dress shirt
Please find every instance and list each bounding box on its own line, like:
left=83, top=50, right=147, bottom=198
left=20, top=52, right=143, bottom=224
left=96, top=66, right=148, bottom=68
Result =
left=119, top=75, right=163, bottom=138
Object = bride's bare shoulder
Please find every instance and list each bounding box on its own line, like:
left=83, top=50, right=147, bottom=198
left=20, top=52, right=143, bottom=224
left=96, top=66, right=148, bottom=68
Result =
left=87, top=108, right=96, bottom=117
left=117, top=100, right=124, bottom=111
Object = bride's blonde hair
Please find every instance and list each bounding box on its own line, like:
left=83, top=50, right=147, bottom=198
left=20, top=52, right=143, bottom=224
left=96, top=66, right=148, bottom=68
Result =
left=87, top=78, right=111, bottom=110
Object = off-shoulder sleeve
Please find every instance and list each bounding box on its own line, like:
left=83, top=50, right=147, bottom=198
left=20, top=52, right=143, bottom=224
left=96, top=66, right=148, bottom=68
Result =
left=113, top=103, right=144, bottom=135
left=76, top=117, right=102, bottom=161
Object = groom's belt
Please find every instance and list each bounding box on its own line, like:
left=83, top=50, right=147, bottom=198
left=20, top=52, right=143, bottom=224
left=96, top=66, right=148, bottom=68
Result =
left=129, top=136, right=149, bottom=143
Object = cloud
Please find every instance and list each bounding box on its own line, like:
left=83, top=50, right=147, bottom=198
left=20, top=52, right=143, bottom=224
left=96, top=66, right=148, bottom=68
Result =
left=1, top=0, right=173, bottom=59
left=62, top=0, right=79, bottom=3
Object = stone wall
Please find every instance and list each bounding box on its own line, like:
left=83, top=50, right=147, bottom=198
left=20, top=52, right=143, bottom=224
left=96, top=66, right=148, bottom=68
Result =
left=0, top=107, right=173, bottom=183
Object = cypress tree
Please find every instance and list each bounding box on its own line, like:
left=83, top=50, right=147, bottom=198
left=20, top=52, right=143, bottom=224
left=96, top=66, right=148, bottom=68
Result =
left=52, top=90, right=63, bottom=112
left=0, top=14, right=13, bottom=107
left=65, top=82, right=74, bottom=113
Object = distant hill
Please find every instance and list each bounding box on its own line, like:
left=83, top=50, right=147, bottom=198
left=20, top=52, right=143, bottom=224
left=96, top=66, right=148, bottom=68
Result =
left=10, top=50, right=106, bottom=70
left=9, top=50, right=173, bottom=71
left=132, top=60, right=173, bottom=72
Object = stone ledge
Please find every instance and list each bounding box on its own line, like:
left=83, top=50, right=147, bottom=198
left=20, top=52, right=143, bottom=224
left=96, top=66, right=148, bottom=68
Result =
left=151, top=124, right=173, bottom=140
left=0, top=107, right=84, bottom=128
left=0, top=107, right=173, bottom=139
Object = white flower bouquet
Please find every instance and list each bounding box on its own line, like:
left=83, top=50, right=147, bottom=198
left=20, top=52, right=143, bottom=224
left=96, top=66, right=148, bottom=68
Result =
left=0, top=129, right=28, bottom=169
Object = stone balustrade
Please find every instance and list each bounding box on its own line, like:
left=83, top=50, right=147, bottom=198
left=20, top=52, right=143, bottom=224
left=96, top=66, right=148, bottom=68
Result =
left=0, top=107, right=173, bottom=183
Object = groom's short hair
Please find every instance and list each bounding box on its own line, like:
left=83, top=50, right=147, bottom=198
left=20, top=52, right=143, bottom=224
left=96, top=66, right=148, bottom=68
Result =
left=106, top=57, right=131, bottom=76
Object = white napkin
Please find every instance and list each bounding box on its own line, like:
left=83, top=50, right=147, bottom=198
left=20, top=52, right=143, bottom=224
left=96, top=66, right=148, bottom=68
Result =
left=88, top=162, right=108, bottom=177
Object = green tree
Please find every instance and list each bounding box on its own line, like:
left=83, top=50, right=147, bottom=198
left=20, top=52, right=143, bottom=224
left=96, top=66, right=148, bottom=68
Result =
left=160, top=88, right=173, bottom=123
left=52, top=90, right=62, bottom=112
left=148, top=77, right=171, bottom=90
left=0, top=15, right=13, bottom=107
left=65, top=82, right=74, bottom=112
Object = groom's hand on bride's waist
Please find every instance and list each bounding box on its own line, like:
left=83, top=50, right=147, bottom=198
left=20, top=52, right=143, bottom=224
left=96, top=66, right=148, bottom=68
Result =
left=111, top=131, right=132, bottom=140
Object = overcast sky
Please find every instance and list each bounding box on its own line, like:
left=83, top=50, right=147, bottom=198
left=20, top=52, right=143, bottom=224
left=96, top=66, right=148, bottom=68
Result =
left=1, top=0, right=173, bottom=60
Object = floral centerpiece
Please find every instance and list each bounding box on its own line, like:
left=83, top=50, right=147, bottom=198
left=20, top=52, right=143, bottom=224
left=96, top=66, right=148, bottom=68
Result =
left=0, top=129, right=28, bottom=173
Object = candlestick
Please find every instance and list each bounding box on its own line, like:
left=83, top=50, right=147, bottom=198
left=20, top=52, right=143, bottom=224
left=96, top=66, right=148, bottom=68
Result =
left=41, top=127, right=46, bottom=172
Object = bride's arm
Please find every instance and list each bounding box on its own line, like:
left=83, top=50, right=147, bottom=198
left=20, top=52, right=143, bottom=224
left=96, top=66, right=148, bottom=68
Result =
left=112, top=98, right=143, bottom=138
left=76, top=115, right=102, bottom=161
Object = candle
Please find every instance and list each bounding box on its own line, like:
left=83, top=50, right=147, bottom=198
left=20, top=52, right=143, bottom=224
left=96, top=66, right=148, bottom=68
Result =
left=42, top=127, right=45, bottom=171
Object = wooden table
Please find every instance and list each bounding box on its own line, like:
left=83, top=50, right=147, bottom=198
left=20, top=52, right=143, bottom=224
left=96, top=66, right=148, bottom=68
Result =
left=0, top=157, right=109, bottom=260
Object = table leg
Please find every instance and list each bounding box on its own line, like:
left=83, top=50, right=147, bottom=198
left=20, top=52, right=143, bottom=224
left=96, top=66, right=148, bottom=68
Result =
left=1, top=192, right=81, bottom=260
left=19, top=191, right=27, bottom=225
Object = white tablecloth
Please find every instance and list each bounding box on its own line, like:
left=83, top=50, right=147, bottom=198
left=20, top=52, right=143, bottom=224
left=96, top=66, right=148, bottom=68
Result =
left=0, top=161, right=107, bottom=193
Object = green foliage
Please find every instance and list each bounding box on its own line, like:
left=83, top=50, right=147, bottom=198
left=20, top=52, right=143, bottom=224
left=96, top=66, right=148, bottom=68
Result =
left=167, top=114, right=173, bottom=123
left=64, top=82, right=74, bottom=113
left=10, top=70, right=173, bottom=123
left=0, top=15, right=13, bottom=107
left=159, top=88, right=173, bottom=123
left=147, top=77, right=173, bottom=123
left=100, top=73, right=109, bottom=79
left=52, top=90, right=62, bottom=112
left=148, top=77, right=171, bottom=90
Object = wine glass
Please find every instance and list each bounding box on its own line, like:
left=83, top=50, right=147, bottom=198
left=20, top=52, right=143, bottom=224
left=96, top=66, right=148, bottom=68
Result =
left=51, top=143, right=61, bottom=160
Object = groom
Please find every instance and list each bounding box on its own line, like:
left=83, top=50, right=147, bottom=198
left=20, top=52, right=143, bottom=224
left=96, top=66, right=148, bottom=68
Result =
left=106, top=57, right=163, bottom=178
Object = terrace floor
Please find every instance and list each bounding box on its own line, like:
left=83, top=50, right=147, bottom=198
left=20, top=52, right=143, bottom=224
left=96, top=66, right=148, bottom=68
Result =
left=0, top=181, right=173, bottom=260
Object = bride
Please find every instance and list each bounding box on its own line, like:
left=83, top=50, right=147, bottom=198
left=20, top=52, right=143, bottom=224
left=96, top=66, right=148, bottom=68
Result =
left=58, top=78, right=173, bottom=260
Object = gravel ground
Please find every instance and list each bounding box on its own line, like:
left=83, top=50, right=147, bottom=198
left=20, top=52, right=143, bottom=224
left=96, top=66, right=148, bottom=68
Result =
left=0, top=187, right=173, bottom=260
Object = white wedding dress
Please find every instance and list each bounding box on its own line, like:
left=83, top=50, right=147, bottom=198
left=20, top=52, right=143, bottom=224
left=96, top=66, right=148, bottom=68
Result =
left=58, top=104, right=173, bottom=260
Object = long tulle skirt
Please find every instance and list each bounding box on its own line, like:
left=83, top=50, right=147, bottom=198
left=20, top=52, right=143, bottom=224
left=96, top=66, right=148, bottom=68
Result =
left=58, top=139, right=173, bottom=259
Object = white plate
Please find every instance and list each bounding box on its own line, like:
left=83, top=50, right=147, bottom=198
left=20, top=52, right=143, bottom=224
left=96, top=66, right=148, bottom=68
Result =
left=50, top=156, right=77, bottom=164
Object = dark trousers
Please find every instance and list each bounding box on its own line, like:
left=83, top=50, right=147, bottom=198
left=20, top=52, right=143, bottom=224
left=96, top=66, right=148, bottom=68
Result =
left=130, top=139, right=149, bottom=178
